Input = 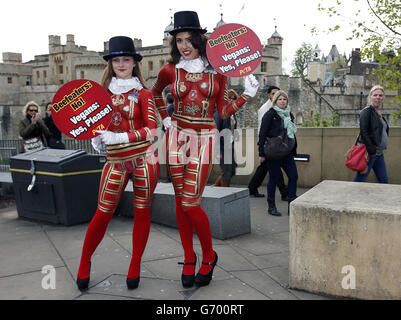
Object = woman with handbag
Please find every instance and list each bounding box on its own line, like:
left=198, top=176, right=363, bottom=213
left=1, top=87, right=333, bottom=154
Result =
left=18, top=101, right=50, bottom=153
left=354, top=85, right=389, bottom=183
left=258, top=90, right=298, bottom=216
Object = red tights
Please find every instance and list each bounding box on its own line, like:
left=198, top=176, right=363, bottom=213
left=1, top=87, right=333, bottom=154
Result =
left=77, top=207, right=150, bottom=280
left=175, top=197, right=215, bottom=275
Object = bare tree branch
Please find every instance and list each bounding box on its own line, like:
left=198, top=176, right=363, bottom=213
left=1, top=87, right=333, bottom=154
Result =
left=366, top=0, right=401, bottom=36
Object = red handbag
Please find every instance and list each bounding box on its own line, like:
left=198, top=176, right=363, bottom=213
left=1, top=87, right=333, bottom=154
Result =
left=345, top=134, right=369, bottom=172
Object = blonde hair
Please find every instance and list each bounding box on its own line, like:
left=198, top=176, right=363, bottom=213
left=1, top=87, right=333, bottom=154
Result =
left=271, top=90, right=289, bottom=107
left=23, top=101, right=40, bottom=115
left=100, top=59, right=148, bottom=90
left=368, top=85, right=385, bottom=104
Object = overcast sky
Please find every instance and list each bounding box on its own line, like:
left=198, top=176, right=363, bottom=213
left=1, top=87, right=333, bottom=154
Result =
left=1, top=0, right=365, bottom=74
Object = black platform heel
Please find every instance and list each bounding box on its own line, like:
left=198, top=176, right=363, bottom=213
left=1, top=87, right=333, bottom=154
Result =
left=178, top=254, right=197, bottom=288
left=76, top=262, right=91, bottom=291
left=126, top=277, right=140, bottom=290
left=194, top=251, right=218, bottom=287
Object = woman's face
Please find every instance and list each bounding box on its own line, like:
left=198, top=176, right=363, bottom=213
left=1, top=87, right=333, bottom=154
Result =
left=276, top=96, right=288, bottom=109
left=370, top=89, right=385, bottom=108
left=111, top=56, right=135, bottom=80
left=175, top=32, right=200, bottom=61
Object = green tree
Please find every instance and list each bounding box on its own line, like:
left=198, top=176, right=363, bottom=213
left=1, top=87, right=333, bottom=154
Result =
left=313, top=0, right=401, bottom=107
left=291, top=42, right=314, bottom=79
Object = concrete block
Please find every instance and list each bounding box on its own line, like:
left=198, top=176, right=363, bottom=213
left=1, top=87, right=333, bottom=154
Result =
left=116, top=182, right=251, bottom=240
left=289, top=180, right=401, bottom=300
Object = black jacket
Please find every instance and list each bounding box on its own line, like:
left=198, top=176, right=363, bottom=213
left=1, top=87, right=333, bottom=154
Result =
left=359, top=105, right=389, bottom=155
left=258, top=108, right=297, bottom=157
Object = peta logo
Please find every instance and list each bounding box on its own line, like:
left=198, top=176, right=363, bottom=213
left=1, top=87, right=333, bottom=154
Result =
left=341, top=265, right=356, bottom=290
left=41, top=265, right=56, bottom=290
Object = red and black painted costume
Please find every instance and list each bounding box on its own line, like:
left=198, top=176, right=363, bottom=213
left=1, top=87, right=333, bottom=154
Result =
left=77, top=87, right=160, bottom=281
left=152, top=63, right=249, bottom=274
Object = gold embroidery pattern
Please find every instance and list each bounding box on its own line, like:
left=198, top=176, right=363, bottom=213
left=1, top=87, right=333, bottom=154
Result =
left=185, top=73, right=203, bottom=82
left=184, top=103, right=201, bottom=116
left=111, top=94, right=125, bottom=106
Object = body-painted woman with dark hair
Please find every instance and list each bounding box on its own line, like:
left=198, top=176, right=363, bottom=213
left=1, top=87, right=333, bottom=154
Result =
left=152, top=11, right=259, bottom=288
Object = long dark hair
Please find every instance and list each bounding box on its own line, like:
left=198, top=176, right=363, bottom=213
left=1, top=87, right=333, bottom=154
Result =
left=168, top=30, right=209, bottom=65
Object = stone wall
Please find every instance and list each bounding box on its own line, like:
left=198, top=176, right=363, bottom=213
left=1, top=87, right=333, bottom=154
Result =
left=208, top=127, right=401, bottom=187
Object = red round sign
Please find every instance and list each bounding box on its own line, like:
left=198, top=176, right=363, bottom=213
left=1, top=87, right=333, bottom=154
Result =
left=51, top=79, right=113, bottom=140
left=206, top=23, right=263, bottom=78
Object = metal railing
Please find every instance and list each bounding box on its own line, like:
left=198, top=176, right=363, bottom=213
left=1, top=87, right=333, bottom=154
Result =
left=0, top=139, right=96, bottom=172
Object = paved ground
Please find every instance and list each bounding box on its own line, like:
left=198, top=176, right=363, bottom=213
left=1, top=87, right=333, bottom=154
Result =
left=0, top=184, right=334, bottom=301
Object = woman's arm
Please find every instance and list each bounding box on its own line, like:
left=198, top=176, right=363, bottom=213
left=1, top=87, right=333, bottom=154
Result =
left=126, top=90, right=159, bottom=143
left=258, top=112, right=272, bottom=158
left=151, top=64, right=174, bottom=120
left=216, top=75, right=250, bottom=120
left=359, top=108, right=376, bottom=155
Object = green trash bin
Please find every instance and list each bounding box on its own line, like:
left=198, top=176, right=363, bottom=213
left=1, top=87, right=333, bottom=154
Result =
left=10, top=148, right=106, bottom=225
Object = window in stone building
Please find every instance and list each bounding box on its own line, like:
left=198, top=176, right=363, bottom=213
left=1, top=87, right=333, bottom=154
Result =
left=59, top=65, right=63, bottom=74
left=366, top=68, right=369, bottom=75
left=43, top=70, right=47, bottom=78
left=37, top=71, right=40, bottom=79
left=26, top=76, right=31, bottom=86
left=60, top=80, right=64, bottom=84
left=7, top=77, right=12, bottom=84
left=261, top=62, right=267, bottom=73
left=148, top=61, right=153, bottom=72
left=159, top=60, right=164, bottom=68
left=80, top=71, right=85, bottom=79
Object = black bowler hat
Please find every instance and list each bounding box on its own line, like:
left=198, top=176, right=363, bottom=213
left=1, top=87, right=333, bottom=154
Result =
left=169, top=11, right=207, bottom=35
left=103, top=36, right=143, bottom=62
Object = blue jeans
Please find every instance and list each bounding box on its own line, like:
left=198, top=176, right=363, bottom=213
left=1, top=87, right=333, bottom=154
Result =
left=353, top=154, right=388, bottom=183
left=266, top=155, right=298, bottom=201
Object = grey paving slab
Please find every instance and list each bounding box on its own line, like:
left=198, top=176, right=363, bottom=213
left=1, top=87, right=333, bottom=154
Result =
left=88, top=274, right=186, bottom=300
left=262, top=266, right=290, bottom=288
left=76, top=293, right=136, bottom=300
left=230, top=270, right=298, bottom=300
left=0, top=230, right=64, bottom=277
left=210, top=245, right=258, bottom=272
left=229, top=246, right=290, bottom=269
left=0, top=209, right=43, bottom=239
left=0, top=266, right=77, bottom=300
left=188, top=278, right=269, bottom=300
left=0, top=185, right=337, bottom=300
left=228, top=233, right=288, bottom=256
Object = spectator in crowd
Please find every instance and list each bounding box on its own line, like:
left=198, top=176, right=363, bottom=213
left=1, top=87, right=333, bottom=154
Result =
left=248, top=86, right=288, bottom=200
left=354, top=85, right=389, bottom=183
left=213, top=95, right=238, bottom=187
left=18, top=101, right=50, bottom=152
left=44, top=102, right=65, bottom=149
left=258, top=90, right=298, bottom=216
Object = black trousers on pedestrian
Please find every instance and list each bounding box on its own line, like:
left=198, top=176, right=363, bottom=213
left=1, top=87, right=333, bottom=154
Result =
left=248, top=160, right=287, bottom=196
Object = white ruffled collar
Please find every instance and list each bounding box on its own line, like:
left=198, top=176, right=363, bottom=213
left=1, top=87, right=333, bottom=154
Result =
left=176, top=57, right=217, bottom=74
left=108, top=77, right=143, bottom=94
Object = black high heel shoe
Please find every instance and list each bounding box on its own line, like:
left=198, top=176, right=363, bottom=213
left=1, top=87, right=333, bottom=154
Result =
left=76, top=262, right=91, bottom=291
left=178, top=254, right=197, bottom=288
left=194, top=251, right=218, bottom=287
left=126, top=277, right=140, bottom=290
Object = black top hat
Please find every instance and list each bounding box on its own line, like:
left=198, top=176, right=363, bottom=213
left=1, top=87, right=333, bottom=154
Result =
left=169, top=11, right=207, bottom=35
left=103, top=36, right=143, bottom=62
